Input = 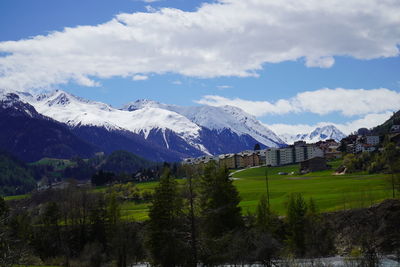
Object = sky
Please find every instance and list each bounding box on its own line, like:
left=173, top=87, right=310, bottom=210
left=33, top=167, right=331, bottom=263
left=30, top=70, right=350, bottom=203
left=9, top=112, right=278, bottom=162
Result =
left=1, top=0, right=400, bottom=135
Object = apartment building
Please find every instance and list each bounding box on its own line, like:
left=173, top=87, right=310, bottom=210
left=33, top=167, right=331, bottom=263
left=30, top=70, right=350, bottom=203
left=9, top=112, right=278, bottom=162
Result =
left=265, top=143, right=323, bottom=167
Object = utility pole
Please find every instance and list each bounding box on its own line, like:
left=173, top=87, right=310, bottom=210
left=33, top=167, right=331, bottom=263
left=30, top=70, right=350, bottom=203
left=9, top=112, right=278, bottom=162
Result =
left=265, top=165, right=270, bottom=207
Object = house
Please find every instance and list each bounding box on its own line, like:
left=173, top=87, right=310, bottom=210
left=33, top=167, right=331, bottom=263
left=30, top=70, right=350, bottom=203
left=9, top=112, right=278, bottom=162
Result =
left=241, top=151, right=260, bottom=167
left=344, top=133, right=380, bottom=154
left=389, top=133, right=400, bottom=146
left=365, top=135, right=380, bottom=146
left=300, top=157, right=330, bottom=173
left=346, top=144, right=355, bottom=154
left=219, top=154, right=237, bottom=169
left=390, top=125, right=400, bottom=133
left=256, top=150, right=266, bottom=165
left=316, top=140, right=342, bottom=159
left=362, top=144, right=376, bottom=152
left=182, top=158, right=196, bottom=165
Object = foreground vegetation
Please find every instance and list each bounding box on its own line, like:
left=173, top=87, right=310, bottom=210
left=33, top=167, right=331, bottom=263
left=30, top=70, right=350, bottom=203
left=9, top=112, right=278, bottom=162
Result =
left=1, top=162, right=399, bottom=266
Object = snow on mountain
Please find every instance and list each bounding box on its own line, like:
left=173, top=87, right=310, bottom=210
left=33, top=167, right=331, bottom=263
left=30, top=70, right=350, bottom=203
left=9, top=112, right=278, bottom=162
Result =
left=0, top=90, right=98, bottom=162
left=0, top=90, right=41, bottom=119
left=280, top=125, right=346, bottom=144
left=16, top=90, right=209, bottom=154
left=5, top=89, right=285, bottom=158
left=124, top=99, right=285, bottom=147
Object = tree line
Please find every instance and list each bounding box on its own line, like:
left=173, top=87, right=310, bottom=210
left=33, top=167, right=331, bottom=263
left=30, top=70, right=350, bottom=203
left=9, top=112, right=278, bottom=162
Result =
left=1, top=162, right=338, bottom=266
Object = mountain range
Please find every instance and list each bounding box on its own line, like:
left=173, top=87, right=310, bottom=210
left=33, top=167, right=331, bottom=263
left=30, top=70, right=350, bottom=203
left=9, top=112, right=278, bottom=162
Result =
left=280, top=125, right=347, bottom=144
left=0, top=89, right=347, bottom=162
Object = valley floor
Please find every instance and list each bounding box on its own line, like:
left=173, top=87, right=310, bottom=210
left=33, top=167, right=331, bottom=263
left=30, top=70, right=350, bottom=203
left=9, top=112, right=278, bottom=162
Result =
left=118, top=160, right=393, bottom=220
left=5, top=160, right=394, bottom=221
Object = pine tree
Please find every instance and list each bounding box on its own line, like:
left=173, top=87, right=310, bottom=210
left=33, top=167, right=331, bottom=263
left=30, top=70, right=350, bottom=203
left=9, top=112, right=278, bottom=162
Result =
left=198, top=163, right=243, bottom=264
left=383, top=142, right=400, bottom=198
left=146, top=167, right=186, bottom=267
left=286, top=193, right=307, bottom=257
left=200, top=163, right=243, bottom=237
left=182, top=165, right=200, bottom=266
left=256, top=194, right=270, bottom=231
left=304, top=197, right=335, bottom=257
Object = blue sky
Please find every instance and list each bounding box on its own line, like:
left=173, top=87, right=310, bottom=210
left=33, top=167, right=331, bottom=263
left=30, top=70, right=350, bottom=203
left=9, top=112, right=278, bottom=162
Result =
left=1, top=0, right=400, bottom=135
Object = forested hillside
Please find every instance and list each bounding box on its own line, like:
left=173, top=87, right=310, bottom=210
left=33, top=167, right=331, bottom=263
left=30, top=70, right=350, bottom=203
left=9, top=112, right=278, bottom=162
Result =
left=372, top=110, right=400, bottom=135
left=0, top=151, right=36, bottom=195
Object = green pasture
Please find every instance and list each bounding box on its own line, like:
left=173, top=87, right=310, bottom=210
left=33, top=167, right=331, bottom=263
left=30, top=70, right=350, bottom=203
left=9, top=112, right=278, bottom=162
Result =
left=4, top=194, right=30, bottom=201
left=29, top=158, right=75, bottom=171
left=233, top=161, right=392, bottom=215
left=4, top=160, right=394, bottom=221
left=122, top=160, right=393, bottom=220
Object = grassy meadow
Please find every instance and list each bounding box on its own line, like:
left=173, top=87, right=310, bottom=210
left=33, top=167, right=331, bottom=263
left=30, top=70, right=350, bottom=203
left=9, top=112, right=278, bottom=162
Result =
left=118, top=159, right=392, bottom=220
left=233, top=160, right=392, bottom=215
left=5, top=159, right=393, bottom=221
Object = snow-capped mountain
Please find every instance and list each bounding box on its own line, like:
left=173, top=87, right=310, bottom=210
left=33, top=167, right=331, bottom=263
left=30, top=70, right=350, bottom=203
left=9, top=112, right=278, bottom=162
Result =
left=0, top=92, right=98, bottom=162
left=123, top=99, right=285, bottom=148
left=4, top=89, right=285, bottom=161
left=18, top=90, right=209, bottom=154
left=280, top=125, right=346, bottom=144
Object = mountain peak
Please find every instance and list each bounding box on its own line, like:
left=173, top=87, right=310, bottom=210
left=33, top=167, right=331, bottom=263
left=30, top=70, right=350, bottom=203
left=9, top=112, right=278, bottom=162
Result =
left=0, top=92, right=40, bottom=118
left=123, top=99, right=162, bottom=111
left=281, top=124, right=346, bottom=144
left=44, top=90, right=90, bottom=107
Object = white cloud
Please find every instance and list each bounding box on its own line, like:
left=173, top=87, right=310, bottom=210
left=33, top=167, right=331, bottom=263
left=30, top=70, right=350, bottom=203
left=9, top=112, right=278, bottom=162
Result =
left=132, top=74, right=148, bottom=81
left=1, top=0, right=400, bottom=90
left=172, top=80, right=182, bottom=85
left=304, top=56, right=335, bottom=68
left=196, top=88, right=400, bottom=117
left=216, top=85, right=232, bottom=89
left=268, top=112, right=393, bottom=135
left=196, top=95, right=296, bottom=116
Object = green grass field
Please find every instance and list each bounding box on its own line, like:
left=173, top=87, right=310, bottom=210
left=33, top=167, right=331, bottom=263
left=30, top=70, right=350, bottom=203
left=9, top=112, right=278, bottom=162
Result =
left=233, top=160, right=392, bottom=215
left=4, top=160, right=394, bottom=221
left=122, top=160, right=393, bottom=220
left=4, top=194, right=30, bottom=201
left=29, top=158, right=76, bottom=171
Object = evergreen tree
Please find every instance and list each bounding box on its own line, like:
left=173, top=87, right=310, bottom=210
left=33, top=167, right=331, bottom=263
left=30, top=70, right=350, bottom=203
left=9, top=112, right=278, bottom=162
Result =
left=146, top=168, right=186, bottom=266
left=256, top=194, right=271, bottom=231
left=106, top=191, right=120, bottom=227
left=200, top=163, right=243, bottom=237
left=254, top=194, right=281, bottom=266
left=286, top=193, right=308, bottom=257
left=304, top=198, right=335, bottom=258
left=0, top=197, right=8, bottom=218
left=182, top=165, right=200, bottom=266
left=383, top=142, right=400, bottom=198
left=197, top=163, right=243, bottom=264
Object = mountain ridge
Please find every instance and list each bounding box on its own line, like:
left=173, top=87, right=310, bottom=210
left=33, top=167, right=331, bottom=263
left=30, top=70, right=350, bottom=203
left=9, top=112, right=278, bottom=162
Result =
left=280, top=125, right=346, bottom=144
left=10, top=89, right=286, bottom=158
left=0, top=92, right=99, bottom=162
left=1, top=89, right=352, bottom=162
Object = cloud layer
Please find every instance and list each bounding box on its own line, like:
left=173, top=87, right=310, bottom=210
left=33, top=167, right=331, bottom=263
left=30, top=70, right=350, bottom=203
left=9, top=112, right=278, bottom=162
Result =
left=1, top=0, right=400, bottom=90
left=196, top=88, right=400, bottom=134
left=196, top=88, right=400, bottom=117
left=268, top=112, right=394, bottom=135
